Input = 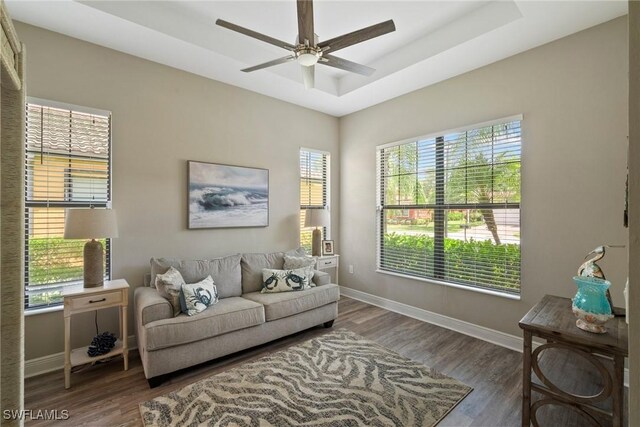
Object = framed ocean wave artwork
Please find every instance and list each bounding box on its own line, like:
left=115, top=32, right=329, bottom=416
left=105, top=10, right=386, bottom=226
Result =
left=188, top=161, right=269, bottom=229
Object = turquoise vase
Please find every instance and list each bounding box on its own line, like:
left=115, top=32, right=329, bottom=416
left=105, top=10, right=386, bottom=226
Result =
left=572, top=276, right=613, bottom=334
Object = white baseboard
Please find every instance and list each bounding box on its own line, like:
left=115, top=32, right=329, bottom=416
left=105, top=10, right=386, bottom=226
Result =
left=25, top=335, right=137, bottom=379
left=340, top=286, right=629, bottom=388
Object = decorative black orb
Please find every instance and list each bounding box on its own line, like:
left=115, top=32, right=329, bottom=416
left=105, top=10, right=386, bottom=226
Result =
left=87, top=332, right=117, bottom=357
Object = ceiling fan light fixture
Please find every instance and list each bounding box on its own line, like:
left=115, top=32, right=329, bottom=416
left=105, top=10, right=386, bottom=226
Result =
left=297, top=52, right=319, bottom=67
left=216, top=0, right=396, bottom=89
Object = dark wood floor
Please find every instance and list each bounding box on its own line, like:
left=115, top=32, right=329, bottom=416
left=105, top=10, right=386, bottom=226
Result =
left=25, top=297, right=626, bottom=426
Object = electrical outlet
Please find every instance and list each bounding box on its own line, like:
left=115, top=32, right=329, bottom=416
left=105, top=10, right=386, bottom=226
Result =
left=348, top=265, right=354, bottom=274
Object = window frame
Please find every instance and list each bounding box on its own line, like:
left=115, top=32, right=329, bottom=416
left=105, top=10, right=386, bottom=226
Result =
left=376, top=115, right=522, bottom=300
left=24, top=97, right=113, bottom=311
left=299, top=148, right=330, bottom=251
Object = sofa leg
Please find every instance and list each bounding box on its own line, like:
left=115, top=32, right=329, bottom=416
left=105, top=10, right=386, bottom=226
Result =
left=323, top=320, right=335, bottom=328
left=147, top=374, right=167, bottom=389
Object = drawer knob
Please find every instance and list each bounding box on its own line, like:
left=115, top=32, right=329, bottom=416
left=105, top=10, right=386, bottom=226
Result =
left=89, top=298, right=107, bottom=304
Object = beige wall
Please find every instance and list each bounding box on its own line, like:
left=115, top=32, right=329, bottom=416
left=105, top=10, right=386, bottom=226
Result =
left=339, top=17, right=629, bottom=337
left=16, top=22, right=340, bottom=360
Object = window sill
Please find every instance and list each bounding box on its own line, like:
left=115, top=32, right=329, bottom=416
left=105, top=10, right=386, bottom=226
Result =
left=375, top=269, right=521, bottom=301
left=24, top=304, right=63, bottom=317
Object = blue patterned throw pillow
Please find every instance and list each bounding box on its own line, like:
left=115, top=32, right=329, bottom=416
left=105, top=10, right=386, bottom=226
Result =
left=283, top=255, right=316, bottom=287
left=179, top=276, right=218, bottom=316
left=261, top=268, right=311, bottom=293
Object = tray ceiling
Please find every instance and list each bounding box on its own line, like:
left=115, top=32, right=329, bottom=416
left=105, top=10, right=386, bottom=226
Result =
left=6, top=1, right=628, bottom=117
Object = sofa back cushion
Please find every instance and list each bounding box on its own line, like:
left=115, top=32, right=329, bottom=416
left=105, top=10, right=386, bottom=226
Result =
left=150, top=254, right=242, bottom=298
left=241, top=252, right=285, bottom=294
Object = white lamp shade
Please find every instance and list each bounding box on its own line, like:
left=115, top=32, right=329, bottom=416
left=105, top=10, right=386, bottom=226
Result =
left=64, top=208, right=118, bottom=239
left=304, top=209, right=329, bottom=228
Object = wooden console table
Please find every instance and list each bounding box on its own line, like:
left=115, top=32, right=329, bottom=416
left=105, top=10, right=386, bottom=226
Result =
left=519, top=295, right=628, bottom=427
left=63, top=279, right=129, bottom=389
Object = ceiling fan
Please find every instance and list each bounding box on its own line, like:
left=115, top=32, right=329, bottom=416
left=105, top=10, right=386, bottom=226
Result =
left=216, top=0, right=396, bottom=89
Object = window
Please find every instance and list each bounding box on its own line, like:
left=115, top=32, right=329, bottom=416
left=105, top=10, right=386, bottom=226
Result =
left=299, top=149, right=330, bottom=252
left=25, top=100, right=112, bottom=309
left=377, top=116, right=521, bottom=295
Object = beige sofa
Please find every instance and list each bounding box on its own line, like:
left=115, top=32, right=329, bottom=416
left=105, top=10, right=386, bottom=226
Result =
left=134, top=250, right=340, bottom=387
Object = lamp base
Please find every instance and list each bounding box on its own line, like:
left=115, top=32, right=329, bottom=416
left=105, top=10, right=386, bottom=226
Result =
left=84, top=239, right=104, bottom=288
left=312, top=228, right=322, bottom=257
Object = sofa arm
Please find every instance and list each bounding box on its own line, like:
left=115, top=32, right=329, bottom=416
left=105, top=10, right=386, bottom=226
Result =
left=312, top=270, right=331, bottom=286
left=135, top=287, right=172, bottom=326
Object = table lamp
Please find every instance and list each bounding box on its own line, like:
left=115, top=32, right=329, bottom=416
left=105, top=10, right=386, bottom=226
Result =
left=304, top=208, right=329, bottom=256
left=64, top=207, right=118, bottom=288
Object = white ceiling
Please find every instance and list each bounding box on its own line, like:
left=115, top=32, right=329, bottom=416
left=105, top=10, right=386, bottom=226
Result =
left=6, top=1, right=628, bottom=117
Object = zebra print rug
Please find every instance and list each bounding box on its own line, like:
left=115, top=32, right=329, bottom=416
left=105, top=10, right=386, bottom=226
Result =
left=139, top=329, right=472, bottom=426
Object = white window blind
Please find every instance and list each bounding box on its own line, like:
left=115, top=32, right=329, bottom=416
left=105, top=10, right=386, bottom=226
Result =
left=377, top=118, right=521, bottom=294
left=300, top=149, right=329, bottom=252
left=24, top=102, right=112, bottom=309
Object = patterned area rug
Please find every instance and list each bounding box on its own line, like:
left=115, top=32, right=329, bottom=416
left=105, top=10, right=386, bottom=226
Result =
left=139, top=329, right=472, bottom=426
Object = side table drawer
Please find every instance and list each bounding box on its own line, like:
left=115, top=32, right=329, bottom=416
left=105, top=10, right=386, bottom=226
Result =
left=317, top=257, right=337, bottom=269
left=67, top=291, right=122, bottom=311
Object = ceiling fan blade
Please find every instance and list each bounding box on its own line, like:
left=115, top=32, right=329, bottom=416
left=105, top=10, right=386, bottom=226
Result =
left=301, top=65, right=315, bottom=89
left=297, top=0, right=314, bottom=46
left=321, top=54, right=375, bottom=76
left=242, top=56, right=296, bottom=72
left=318, top=20, right=396, bottom=53
left=216, top=19, right=296, bottom=51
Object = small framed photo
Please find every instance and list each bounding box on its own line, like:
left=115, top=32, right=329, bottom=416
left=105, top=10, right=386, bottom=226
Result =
left=322, top=240, right=334, bottom=255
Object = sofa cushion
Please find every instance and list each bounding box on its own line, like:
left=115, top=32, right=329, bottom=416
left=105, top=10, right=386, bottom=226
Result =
left=144, top=297, right=265, bottom=351
left=261, top=267, right=313, bottom=293
left=285, top=247, right=308, bottom=257
left=180, top=276, right=219, bottom=316
left=150, top=254, right=242, bottom=298
left=155, top=267, right=185, bottom=317
left=241, top=252, right=285, bottom=294
left=283, top=254, right=316, bottom=270
left=243, top=283, right=340, bottom=321
left=283, top=255, right=316, bottom=283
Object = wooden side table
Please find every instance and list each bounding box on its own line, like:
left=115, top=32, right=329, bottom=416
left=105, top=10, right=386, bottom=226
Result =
left=62, top=279, right=130, bottom=389
left=316, top=254, right=339, bottom=284
left=519, top=295, right=628, bottom=427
